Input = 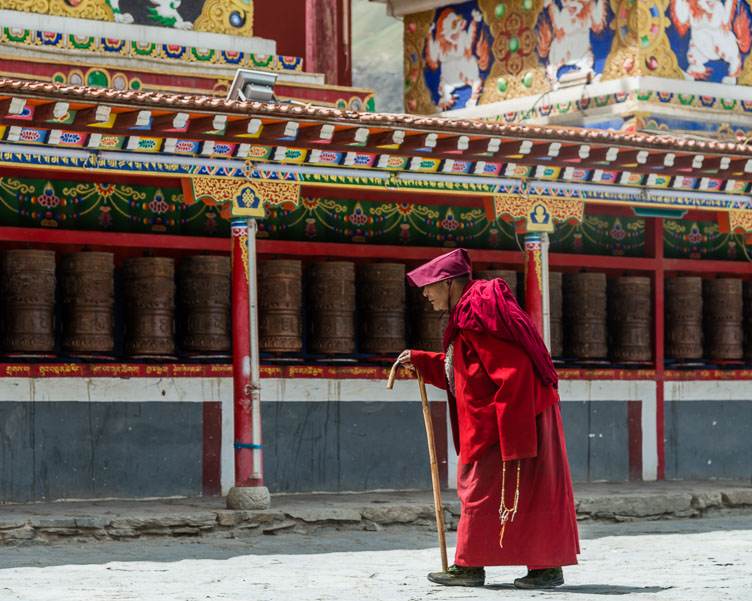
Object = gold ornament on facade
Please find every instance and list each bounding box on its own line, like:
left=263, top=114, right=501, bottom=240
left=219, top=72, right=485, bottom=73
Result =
left=194, top=0, right=254, bottom=37
left=602, top=0, right=681, bottom=80
left=478, top=0, right=550, bottom=104
left=403, top=10, right=436, bottom=114
left=403, top=0, right=550, bottom=114
left=737, top=48, right=752, bottom=85
left=49, top=0, right=114, bottom=20
left=0, top=0, right=49, bottom=14
left=0, top=0, right=116, bottom=21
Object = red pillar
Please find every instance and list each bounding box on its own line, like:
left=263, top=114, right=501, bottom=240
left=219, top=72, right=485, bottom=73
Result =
left=231, top=219, right=257, bottom=487
left=523, top=233, right=544, bottom=336
left=305, top=0, right=351, bottom=85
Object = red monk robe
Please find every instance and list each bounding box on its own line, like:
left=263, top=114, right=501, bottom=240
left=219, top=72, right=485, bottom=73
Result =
left=411, top=329, right=580, bottom=568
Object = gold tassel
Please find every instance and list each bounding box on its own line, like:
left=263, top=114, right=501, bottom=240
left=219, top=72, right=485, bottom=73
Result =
left=498, top=459, right=521, bottom=548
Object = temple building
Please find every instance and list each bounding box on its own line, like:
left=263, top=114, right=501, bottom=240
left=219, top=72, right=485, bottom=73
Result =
left=0, top=0, right=750, bottom=503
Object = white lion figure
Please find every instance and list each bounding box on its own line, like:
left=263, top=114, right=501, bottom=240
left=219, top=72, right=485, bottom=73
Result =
left=107, top=0, right=134, bottom=23
left=671, top=0, right=751, bottom=83
left=538, top=0, right=606, bottom=87
left=425, top=8, right=490, bottom=109
left=148, top=0, right=194, bottom=29
left=107, top=0, right=194, bottom=30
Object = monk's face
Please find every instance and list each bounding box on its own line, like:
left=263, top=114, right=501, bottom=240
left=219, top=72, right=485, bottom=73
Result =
left=423, top=280, right=450, bottom=311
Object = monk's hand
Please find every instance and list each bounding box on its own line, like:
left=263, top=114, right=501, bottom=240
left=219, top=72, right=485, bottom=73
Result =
left=397, top=349, right=415, bottom=372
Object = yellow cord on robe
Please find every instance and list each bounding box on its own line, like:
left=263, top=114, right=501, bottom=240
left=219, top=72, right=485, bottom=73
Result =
left=498, top=459, right=521, bottom=548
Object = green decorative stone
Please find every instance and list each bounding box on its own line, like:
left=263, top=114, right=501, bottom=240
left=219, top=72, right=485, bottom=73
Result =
left=495, top=3, right=505, bottom=18
left=496, top=77, right=508, bottom=92
left=509, top=36, right=519, bottom=53
left=522, top=0, right=533, bottom=10
left=366, top=97, right=376, bottom=112
left=87, top=70, right=108, bottom=88
left=130, top=80, right=141, bottom=90
left=522, top=71, right=533, bottom=87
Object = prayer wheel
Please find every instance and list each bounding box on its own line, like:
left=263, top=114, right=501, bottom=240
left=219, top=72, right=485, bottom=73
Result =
left=409, top=286, right=448, bottom=353
left=60, top=252, right=114, bottom=354
left=473, top=270, right=518, bottom=301
left=1, top=249, right=56, bottom=353
left=744, top=282, right=752, bottom=363
left=122, top=257, right=175, bottom=356
left=549, top=271, right=563, bottom=357
left=607, top=277, right=652, bottom=363
left=563, top=272, right=607, bottom=359
left=357, top=263, right=406, bottom=354
left=178, top=256, right=231, bottom=353
left=665, top=277, right=703, bottom=360
left=307, top=261, right=356, bottom=355
left=703, top=278, right=743, bottom=361
left=258, top=259, right=303, bottom=353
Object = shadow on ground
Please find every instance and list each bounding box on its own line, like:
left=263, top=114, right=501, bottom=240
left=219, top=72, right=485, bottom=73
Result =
left=488, top=584, right=671, bottom=595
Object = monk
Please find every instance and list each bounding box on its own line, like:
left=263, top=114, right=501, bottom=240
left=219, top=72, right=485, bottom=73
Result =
left=398, top=248, right=579, bottom=589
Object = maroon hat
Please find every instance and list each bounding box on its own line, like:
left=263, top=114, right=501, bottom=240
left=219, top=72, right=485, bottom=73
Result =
left=406, top=248, right=472, bottom=287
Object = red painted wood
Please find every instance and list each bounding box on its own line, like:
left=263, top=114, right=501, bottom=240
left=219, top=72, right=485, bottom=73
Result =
left=231, top=220, right=256, bottom=487
left=663, top=258, right=752, bottom=275
left=253, top=1, right=307, bottom=64
left=430, top=401, right=449, bottom=490
left=4, top=362, right=752, bottom=380
left=306, top=0, right=342, bottom=85
left=202, top=401, right=223, bottom=496
left=557, top=368, right=656, bottom=380
left=0, top=227, right=228, bottom=251
left=548, top=253, right=657, bottom=271
left=0, top=363, right=233, bottom=378
left=665, top=369, right=752, bottom=380
left=524, top=235, right=544, bottom=335
left=627, top=400, right=643, bottom=481
left=257, top=239, right=527, bottom=264
left=584, top=203, right=636, bottom=217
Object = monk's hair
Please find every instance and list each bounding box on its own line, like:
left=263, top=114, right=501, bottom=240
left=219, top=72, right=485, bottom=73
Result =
left=453, top=274, right=470, bottom=287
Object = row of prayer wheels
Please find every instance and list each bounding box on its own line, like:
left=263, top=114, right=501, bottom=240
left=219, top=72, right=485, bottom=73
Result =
left=259, top=261, right=752, bottom=362
left=554, top=273, right=752, bottom=363
left=0, top=250, right=230, bottom=357
left=665, top=277, right=751, bottom=362
left=257, top=260, right=520, bottom=355
left=3, top=250, right=749, bottom=363
left=259, top=260, right=416, bottom=354
left=556, top=273, right=652, bottom=363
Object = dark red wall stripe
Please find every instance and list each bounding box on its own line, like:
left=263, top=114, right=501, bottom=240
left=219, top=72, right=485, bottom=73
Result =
left=627, top=400, right=643, bottom=482
left=202, top=401, right=223, bottom=496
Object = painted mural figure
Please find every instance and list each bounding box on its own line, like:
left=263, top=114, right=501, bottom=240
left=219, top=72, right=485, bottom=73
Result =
left=108, top=0, right=134, bottom=23
left=539, top=0, right=606, bottom=87
left=671, top=0, right=751, bottom=83
left=425, top=8, right=490, bottom=109
left=108, top=0, right=194, bottom=29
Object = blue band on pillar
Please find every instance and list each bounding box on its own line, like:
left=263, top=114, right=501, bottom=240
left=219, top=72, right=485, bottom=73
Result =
left=234, top=442, right=263, bottom=450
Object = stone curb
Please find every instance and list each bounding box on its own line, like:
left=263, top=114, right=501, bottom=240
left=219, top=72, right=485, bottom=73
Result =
left=1, top=490, right=750, bottom=546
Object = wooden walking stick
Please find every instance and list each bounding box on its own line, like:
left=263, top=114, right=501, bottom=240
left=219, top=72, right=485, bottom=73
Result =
left=387, top=359, right=448, bottom=572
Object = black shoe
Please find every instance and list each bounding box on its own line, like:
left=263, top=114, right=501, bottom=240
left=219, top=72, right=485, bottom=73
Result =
left=513, top=567, right=564, bottom=589
left=427, top=564, right=485, bottom=587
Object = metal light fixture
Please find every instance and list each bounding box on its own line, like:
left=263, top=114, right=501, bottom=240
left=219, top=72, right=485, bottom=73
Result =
left=227, top=69, right=278, bottom=102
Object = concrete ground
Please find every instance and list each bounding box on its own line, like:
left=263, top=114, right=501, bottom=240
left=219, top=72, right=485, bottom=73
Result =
left=0, top=516, right=750, bottom=600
